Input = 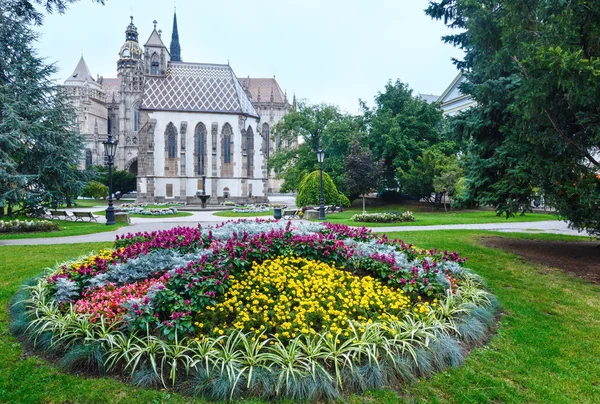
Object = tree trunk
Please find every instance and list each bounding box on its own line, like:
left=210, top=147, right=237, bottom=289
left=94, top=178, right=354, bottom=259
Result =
left=362, top=195, right=366, bottom=214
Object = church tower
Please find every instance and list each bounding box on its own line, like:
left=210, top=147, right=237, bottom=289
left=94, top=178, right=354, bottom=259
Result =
left=170, top=10, right=181, bottom=62
left=143, top=20, right=170, bottom=76
left=116, top=16, right=144, bottom=171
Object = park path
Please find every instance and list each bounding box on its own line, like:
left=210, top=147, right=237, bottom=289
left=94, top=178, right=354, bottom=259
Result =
left=1, top=196, right=591, bottom=246
left=0, top=216, right=589, bottom=246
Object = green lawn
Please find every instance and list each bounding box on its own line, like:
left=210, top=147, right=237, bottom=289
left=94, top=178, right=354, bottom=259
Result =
left=1, top=231, right=598, bottom=402
left=0, top=220, right=127, bottom=240
left=319, top=208, right=559, bottom=227
left=212, top=210, right=273, bottom=218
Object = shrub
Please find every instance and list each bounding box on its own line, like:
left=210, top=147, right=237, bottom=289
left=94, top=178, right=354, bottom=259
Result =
left=296, top=170, right=350, bottom=208
left=81, top=181, right=108, bottom=199
left=351, top=211, right=415, bottom=223
left=0, top=219, right=60, bottom=233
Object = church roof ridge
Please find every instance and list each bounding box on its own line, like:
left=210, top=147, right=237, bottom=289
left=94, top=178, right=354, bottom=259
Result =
left=141, top=61, right=259, bottom=118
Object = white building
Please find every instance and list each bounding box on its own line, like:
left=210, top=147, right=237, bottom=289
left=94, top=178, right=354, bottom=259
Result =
left=63, top=12, right=292, bottom=204
left=419, top=71, right=477, bottom=116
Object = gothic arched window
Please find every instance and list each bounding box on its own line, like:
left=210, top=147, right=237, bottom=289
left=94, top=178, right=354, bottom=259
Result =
left=85, top=149, right=92, bottom=168
left=195, top=123, right=206, bottom=175
left=246, top=126, right=254, bottom=177
left=262, top=123, right=270, bottom=160
left=222, top=123, right=232, bottom=164
left=151, top=53, right=159, bottom=75
left=166, top=123, right=177, bottom=159
left=133, top=104, right=140, bottom=131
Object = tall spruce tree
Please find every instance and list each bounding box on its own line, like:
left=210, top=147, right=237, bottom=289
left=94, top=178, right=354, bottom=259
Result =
left=427, top=0, right=600, bottom=236
left=0, top=1, right=88, bottom=214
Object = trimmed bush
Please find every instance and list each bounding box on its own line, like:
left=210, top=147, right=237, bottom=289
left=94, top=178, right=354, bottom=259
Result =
left=0, top=219, right=60, bottom=233
left=352, top=211, right=415, bottom=223
left=81, top=181, right=108, bottom=199
left=296, top=170, right=350, bottom=208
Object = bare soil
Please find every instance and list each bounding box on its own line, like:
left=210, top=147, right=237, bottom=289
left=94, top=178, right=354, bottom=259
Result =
left=480, top=237, right=600, bottom=283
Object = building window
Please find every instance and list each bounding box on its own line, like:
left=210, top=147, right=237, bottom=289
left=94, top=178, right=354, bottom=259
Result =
left=196, top=123, right=206, bottom=175
left=262, top=123, right=270, bottom=160
left=133, top=108, right=140, bottom=131
left=151, top=53, right=159, bottom=75
left=246, top=126, right=254, bottom=177
left=222, top=123, right=232, bottom=164
left=167, top=123, right=177, bottom=159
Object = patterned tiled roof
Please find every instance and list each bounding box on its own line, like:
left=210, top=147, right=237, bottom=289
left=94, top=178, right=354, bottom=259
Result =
left=238, top=77, right=287, bottom=104
left=100, top=77, right=122, bottom=103
left=141, top=62, right=259, bottom=117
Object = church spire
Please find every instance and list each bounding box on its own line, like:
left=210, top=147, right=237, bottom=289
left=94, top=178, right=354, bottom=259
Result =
left=170, top=10, right=181, bottom=62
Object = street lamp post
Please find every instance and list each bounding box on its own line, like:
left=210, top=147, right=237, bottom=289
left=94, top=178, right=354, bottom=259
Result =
left=103, top=133, right=118, bottom=226
left=317, top=146, right=325, bottom=221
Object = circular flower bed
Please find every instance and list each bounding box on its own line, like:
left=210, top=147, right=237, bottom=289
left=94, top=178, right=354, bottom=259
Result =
left=121, top=207, right=179, bottom=215
left=12, top=220, right=498, bottom=401
left=351, top=211, right=415, bottom=223
left=231, top=204, right=272, bottom=213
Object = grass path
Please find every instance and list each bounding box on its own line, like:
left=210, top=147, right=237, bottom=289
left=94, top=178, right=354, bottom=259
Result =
left=0, top=231, right=598, bottom=402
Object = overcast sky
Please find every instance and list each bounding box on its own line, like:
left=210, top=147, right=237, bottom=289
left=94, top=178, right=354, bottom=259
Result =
left=34, top=0, right=463, bottom=114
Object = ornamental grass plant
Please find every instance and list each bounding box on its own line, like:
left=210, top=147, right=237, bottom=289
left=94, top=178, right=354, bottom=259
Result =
left=11, top=220, right=498, bottom=400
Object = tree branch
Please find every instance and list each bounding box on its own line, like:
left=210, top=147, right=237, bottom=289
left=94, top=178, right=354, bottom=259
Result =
left=512, top=55, right=600, bottom=168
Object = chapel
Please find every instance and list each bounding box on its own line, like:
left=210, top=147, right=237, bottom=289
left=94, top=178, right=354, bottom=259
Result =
left=62, top=12, right=292, bottom=203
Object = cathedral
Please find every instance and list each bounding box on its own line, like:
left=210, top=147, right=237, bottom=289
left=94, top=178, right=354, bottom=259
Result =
left=62, top=13, right=292, bottom=204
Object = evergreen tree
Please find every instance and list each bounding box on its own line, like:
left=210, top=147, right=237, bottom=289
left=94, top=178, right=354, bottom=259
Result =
left=0, top=2, right=88, bottom=214
left=427, top=0, right=600, bottom=235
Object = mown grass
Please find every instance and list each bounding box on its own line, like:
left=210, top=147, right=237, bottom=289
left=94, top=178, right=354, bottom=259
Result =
left=0, top=231, right=598, bottom=403
left=0, top=219, right=127, bottom=240
left=212, top=210, right=273, bottom=218
left=318, top=207, right=558, bottom=227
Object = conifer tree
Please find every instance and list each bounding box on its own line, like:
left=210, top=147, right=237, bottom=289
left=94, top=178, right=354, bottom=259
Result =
left=0, top=1, right=90, bottom=214
left=427, top=0, right=600, bottom=235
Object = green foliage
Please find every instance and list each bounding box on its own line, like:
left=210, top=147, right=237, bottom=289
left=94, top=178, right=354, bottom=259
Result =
left=427, top=0, right=600, bottom=235
left=364, top=80, right=450, bottom=189
left=81, top=181, right=108, bottom=199
left=269, top=102, right=361, bottom=194
left=2, top=0, right=105, bottom=25
left=0, top=4, right=89, bottom=215
left=343, top=141, right=384, bottom=201
left=296, top=170, right=350, bottom=208
left=400, top=148, right=443, bottom=200
left=92, top=165, right=136, bottom=199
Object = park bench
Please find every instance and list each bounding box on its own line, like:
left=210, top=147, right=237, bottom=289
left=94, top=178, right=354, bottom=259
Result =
left=282, top=208, right=300, bottom=220
left=49, top=210, right=74, bottom=221
left=73, top=211, right=98, bottom=222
